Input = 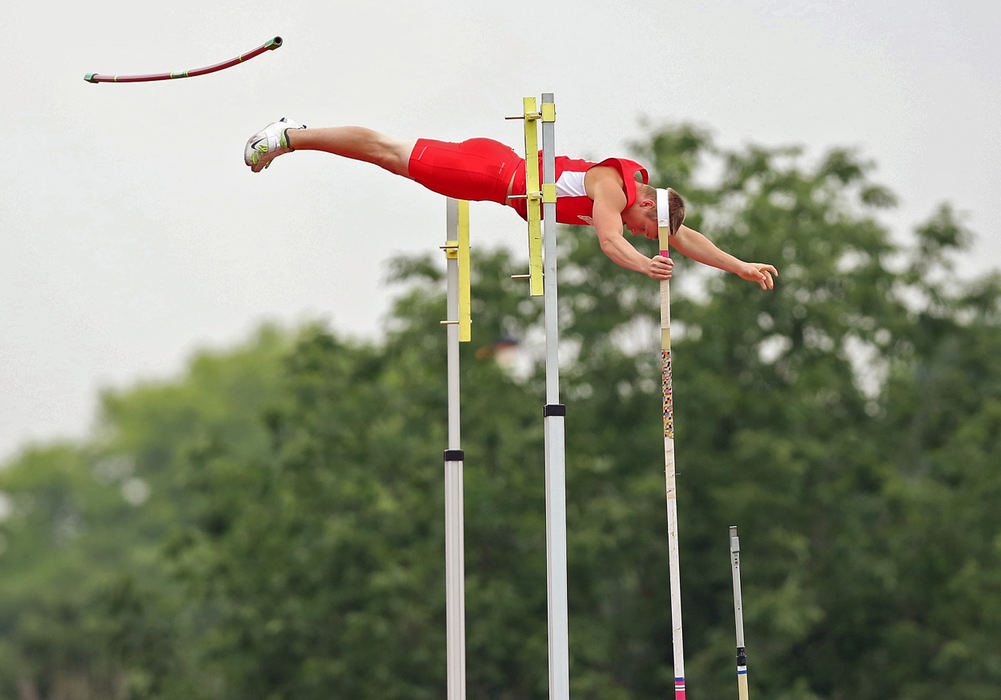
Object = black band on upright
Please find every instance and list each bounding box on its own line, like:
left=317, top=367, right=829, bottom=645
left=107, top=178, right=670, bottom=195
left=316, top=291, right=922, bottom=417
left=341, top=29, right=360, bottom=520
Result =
left=444, top=449, right=465, bottom=461
left=736, top=647, right=748, bottom=666
left=543, top=404, right=567, bottom=417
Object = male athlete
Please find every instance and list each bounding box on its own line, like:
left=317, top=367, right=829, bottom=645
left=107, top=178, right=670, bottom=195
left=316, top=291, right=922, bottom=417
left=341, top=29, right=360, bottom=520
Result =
left=244, top=118, right=778, bottom=289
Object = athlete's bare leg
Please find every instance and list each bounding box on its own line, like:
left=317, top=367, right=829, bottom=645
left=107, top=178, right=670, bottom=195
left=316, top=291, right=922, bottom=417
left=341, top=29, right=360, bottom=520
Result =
left=288, top=127, right=417, bottom=178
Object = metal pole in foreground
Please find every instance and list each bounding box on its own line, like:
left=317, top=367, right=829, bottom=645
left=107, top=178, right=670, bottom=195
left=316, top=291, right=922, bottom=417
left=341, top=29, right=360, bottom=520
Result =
left=657, top=190, right=686, bottom=699
left=540, top=92, right=570, bottom=700
left=730, top=526, right=749, bottom=700
left=505, top=93, right=569, bottom=698
left=441, top=198, right=470, bottom=700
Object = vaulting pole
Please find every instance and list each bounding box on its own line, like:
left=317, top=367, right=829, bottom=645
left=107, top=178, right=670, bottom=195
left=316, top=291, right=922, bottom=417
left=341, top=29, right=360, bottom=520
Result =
left=657, top=189, right=686, bottom=699
left=441, top=198, right=471, bottom=700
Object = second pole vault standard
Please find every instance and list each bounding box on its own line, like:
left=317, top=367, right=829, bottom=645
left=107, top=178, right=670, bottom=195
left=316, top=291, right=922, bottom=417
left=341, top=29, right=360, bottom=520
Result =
left=507, top=93, right=569, bottom=699
left=730, top=526, right=749, bottom=700
left=441, top=198, right=471, bottom=700
left=657, top=188, right=687, bottom=699
left=538, top=92, right=571, bottom=700
left=84, top=36, right=283, bottom=83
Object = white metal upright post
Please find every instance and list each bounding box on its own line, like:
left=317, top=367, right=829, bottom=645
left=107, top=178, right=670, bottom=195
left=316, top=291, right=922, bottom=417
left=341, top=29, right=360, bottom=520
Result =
left=442, top=198, right=469, bottom=700
left=540, top=92, right=570, bottom=700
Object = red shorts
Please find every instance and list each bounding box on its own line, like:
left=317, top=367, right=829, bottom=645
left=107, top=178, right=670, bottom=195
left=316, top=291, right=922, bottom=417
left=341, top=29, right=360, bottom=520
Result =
left=408, top=138, right=523, bottom=205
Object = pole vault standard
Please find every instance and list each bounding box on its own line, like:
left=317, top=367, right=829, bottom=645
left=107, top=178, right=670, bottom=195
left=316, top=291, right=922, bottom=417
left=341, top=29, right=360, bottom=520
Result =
left=657, top=188, right=687, bottom=699
left=507, top=93, right=569, bottom=700
left=84, top=36, right=283, bottom=83
left=539, top=92, right=570, bottom=700
left=440, top=198, right=472, bottom=700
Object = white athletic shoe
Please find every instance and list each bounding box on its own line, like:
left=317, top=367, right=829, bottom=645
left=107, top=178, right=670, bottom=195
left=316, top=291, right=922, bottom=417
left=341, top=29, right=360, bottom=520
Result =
left=244, top=117, right=307, bottom=172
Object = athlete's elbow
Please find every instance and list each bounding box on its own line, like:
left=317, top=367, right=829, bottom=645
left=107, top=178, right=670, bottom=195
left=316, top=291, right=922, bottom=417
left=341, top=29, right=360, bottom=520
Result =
left=598, top=242, right=628, bottom=269
left=597, top=237, right=619, bottom=256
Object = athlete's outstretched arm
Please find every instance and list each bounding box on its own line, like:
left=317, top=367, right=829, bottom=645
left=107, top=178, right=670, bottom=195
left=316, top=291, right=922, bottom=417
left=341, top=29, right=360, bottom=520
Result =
left=590, top=178, right=672, bottom=279
left=670, top=225, right=778, bottom=290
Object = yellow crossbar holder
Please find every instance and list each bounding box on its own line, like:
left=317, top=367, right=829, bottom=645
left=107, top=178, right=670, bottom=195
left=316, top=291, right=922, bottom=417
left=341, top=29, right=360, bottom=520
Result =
left=541, top=102, right=557, bottom=206
left=521, top=97, right=544, bottom=296
left=440, top=199, right=472, bottom=342
left=457, top=200, right=471, bottom=341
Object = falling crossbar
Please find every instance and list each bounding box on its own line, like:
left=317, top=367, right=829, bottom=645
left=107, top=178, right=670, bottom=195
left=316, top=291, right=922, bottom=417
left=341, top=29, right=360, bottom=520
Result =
left=84, top=36, right=283, bottom=83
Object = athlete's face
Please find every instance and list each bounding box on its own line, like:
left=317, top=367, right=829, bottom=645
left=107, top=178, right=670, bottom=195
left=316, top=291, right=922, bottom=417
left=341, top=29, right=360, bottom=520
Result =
left=621, top=203, right=657, bottom=239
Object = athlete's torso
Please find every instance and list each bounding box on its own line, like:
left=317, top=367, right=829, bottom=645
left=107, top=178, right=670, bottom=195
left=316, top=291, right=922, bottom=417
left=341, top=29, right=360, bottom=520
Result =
left=509, top=154, right=650, bottom=224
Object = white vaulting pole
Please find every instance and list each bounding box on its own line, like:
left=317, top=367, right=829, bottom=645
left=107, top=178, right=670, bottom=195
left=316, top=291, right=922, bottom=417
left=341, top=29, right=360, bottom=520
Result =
left=657, top=188, right=686, bottom=699
left=540, top=92, right=570, bottom=700
left=441, top=198, right=469, bottom=700
left=730, top=526, right=750, bottom=700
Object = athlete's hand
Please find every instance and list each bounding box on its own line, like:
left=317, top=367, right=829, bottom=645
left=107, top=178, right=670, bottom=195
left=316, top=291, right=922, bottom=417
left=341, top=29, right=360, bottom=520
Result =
left=737, top=262, right=779, bottom=290
left=648, top=254, right=674, bottom=280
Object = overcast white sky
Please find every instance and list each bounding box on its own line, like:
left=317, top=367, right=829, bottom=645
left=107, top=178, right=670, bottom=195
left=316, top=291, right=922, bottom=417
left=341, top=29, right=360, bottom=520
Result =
left=3, top=0, right=999, bottom=461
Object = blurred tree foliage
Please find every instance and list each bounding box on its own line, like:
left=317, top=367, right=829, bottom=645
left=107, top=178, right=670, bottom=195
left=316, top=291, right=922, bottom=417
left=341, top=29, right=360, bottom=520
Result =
left=1, top=126, right=999, bottom=699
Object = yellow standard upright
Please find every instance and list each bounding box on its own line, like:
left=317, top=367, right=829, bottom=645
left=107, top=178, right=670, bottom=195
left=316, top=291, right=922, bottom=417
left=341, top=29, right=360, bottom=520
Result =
left=521, top=97, right=544, bottom=296
left=440, top=200, right=471, bottom=342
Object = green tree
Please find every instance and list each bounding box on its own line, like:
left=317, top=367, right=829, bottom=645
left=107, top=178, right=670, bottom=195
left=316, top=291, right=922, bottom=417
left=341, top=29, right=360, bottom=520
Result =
left=0, top=326, right=293, bottom=698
